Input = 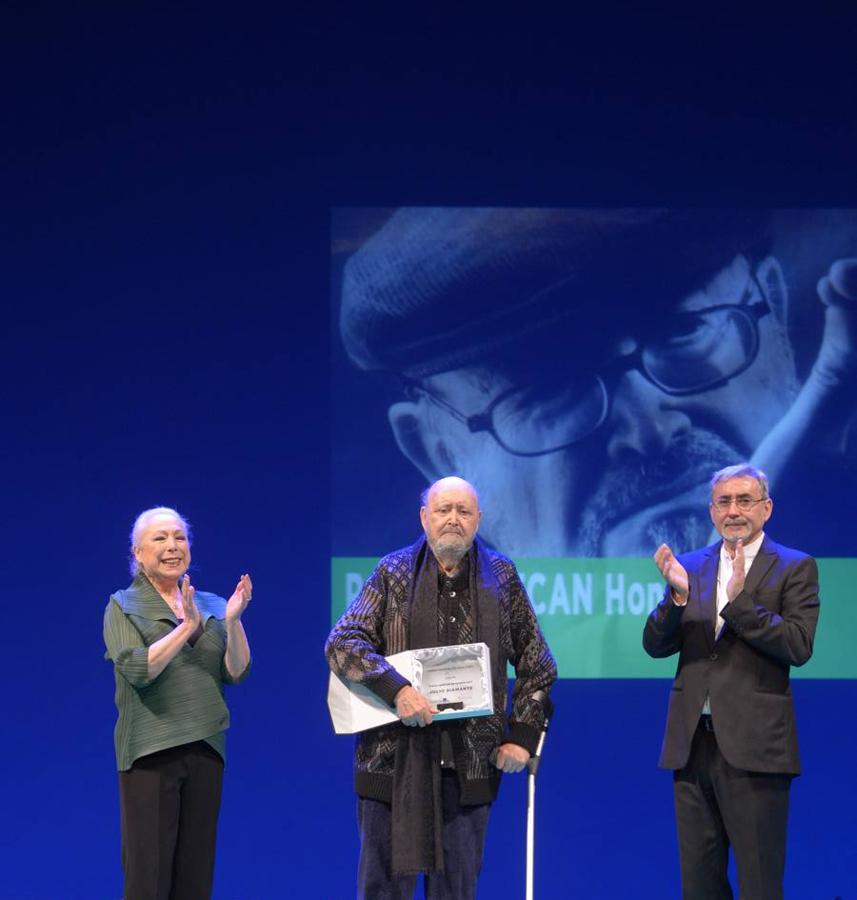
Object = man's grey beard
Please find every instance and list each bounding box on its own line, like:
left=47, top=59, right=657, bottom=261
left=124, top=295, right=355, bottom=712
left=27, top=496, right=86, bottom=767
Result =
left=574, top=428, right=743, bottom=555
left=428, top=535, right=471, bottom=569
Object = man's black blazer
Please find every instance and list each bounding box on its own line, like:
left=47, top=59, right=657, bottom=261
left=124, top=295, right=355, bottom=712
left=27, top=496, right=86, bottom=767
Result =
left=643, top=534, right=820, bottom=775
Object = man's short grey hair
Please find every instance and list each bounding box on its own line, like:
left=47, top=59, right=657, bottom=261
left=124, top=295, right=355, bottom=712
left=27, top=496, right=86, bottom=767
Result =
left=710, top=464, right=770, bottom=499
left=128, top=506, right=192, bottom=577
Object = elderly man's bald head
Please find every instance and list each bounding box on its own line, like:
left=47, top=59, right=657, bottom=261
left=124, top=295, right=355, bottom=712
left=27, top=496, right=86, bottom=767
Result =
left=421, top=476, right=480, bottom=510
left=420, top=476, right=482, bottom=574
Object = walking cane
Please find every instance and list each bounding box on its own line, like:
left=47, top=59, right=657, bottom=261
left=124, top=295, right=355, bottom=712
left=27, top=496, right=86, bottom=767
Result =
left=525, top=693, right=553, bottom=900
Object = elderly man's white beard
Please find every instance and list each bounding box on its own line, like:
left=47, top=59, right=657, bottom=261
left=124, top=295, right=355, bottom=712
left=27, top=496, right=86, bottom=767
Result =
left=577, top=429, right=742, bottom=555
left=428, top=535, right=471, bottom=569
left=476, top=428, right=744, bottom=557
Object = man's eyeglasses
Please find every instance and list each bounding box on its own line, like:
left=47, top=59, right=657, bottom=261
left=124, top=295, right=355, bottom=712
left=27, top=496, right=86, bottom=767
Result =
left=400, top=267, right=771, bottom=457
left=710, top=496, right=769, bottom=512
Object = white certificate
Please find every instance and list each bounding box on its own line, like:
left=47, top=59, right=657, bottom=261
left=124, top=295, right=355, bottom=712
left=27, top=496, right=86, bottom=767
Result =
left=327, top=642, right=493, bottom=735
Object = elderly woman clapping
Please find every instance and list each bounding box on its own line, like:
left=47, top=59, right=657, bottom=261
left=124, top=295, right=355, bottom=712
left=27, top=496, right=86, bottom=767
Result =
left=103, top=506, right=252, bottom=900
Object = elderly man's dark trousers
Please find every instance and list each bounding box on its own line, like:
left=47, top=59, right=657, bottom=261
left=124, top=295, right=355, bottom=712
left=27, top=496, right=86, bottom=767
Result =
left=357, top=770, right=491, bottom=899
left=673, top=724, right=791, bottom=900
left=118, top=741, right=224, bottom=900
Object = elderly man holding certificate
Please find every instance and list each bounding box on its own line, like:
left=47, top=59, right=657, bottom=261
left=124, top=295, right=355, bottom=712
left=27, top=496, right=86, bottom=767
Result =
left=326, top=476, right=556, bottom=899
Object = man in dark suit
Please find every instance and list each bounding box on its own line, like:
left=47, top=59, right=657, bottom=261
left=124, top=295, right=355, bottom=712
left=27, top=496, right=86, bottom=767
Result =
left=644, top=463, right=820, bottom=900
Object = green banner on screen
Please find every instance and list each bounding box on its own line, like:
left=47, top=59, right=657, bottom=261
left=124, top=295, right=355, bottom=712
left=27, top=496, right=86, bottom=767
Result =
left=330, top=557, right=855, bottom=679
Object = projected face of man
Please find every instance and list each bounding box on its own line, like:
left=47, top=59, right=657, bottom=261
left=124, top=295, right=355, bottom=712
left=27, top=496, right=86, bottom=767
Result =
left=389, top=254, right=799, bottom=556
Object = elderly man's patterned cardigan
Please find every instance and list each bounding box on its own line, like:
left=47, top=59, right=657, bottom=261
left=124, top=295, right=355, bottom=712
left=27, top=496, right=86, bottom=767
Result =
left=326, top=538, right=557, bottom=805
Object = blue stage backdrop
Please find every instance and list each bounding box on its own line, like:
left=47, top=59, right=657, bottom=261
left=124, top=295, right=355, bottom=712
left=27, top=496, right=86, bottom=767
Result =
left=4, top=7, right=857, bottom=899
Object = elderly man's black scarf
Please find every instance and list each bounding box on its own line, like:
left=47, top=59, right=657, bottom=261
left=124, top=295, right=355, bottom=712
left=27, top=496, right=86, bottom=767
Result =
left=391, top=536, right=501, bottom=877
